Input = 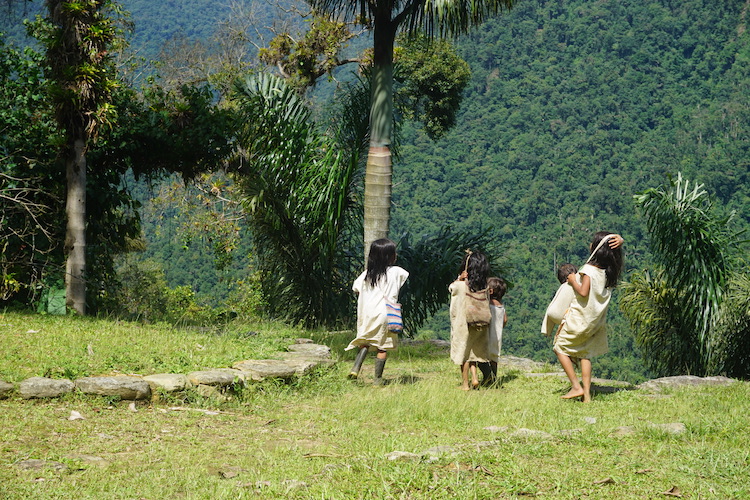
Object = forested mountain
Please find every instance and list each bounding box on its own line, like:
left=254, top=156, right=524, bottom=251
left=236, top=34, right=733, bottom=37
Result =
left=4, top=0, right=748, bottom=382
left=388, top=0, right=750, bottom=380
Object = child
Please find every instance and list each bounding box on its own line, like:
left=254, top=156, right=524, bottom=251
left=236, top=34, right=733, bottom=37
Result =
left=449, top=250, right=491, bottom=390
left=554, top=232, right=623, bottom=402
left=540, top=263, right=578, bottom=337
left=346, top=238, right=409, bottom=385
left=479, top=277, right=508, bottom=386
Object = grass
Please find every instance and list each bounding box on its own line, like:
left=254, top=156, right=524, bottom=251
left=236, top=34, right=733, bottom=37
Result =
left=1, top=311, right=749, bottom=499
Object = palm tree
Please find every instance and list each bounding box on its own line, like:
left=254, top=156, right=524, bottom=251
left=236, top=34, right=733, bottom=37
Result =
left=305, top=0, right=515, bottom=260
left=230, top=73, right=501, bottom=330
left=621, top=173, right=739, bottom=376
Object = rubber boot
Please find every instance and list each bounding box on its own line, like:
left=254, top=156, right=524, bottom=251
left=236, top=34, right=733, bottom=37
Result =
left=478, top=362, right=495, bottom=386
left=373, top=357, right=387, bottom=386
left=347, top=347, right=368, bottom=379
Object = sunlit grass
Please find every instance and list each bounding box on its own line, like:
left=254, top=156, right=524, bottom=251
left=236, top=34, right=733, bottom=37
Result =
left=1, top=312, right=749, bottom=499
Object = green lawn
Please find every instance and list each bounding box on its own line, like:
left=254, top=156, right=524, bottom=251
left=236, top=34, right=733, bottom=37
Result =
left=1, top=312, right=748, bottom=499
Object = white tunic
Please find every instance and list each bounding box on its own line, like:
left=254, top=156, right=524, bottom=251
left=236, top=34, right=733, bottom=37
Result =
left=346, top=266, right=409, bottom=351
left=553, top=264, right=611, bottom=359
left=488, top=304, right=506, bottom=361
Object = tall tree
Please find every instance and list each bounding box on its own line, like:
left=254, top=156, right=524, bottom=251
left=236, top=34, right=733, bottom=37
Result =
left=40, top=0, right=124, bottom=314
left=305, top=0, right=515, bottom=259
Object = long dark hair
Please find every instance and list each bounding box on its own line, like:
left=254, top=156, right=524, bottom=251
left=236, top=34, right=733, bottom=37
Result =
left=588, top=231, right=623, bottom=288
left=365, top=238, right=397, bottom=287
left=461, top=251, right=490, bottom=292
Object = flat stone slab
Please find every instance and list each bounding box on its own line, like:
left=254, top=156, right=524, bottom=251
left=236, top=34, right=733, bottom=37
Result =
left=0, top=380, right=13, bottom=399
left=285, top=343, right=332, bottom=359
left=19, top=377, right=75, bottom=399
left=143, top=373, right=189, bottom=392
left=233, top=359, right=318, bottom=381
left=637, top=375, right=735, bottom=392
left=75, top=376, right=151, bottom=400
left=186, top=369, right=245, bottom=387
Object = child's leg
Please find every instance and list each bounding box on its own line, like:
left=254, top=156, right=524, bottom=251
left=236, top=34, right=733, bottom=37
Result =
left=460, top=362, right=470, bottom=390
left=373, top=350, right=388, bottom=385
left=580, top=358, right=592, bottom=403
left=490, top=360, right=498, bottom=382
left=555, top=350, right=584, bottom=399
left=478, top=362, right=493, bottom=384
left=348, top=346, right=369, bottom=379
left=470, top=362, right=479, bottom=388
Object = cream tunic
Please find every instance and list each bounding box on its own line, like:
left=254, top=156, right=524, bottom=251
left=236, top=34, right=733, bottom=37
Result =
left=488, top=304, right=506, bottom=362
left=449, top=280, right=490, bottom=364
left=346, top=266, right=409, bottom=351
left=553, top=264, right=611, bottom=359
left=541, top=281, right=577, bottom=336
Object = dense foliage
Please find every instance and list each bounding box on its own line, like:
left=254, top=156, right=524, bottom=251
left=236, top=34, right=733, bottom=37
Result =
left=621, top=174, right=747, bottom=378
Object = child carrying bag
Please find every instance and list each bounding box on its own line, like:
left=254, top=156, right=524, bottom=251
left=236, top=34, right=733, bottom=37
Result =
left=461, top=250, right=492, bottom=327
left=465, top=288, right=491, bottom=327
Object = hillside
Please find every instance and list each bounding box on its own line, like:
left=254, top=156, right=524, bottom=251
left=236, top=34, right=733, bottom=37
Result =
left=390, top=0, right=750, bottom=379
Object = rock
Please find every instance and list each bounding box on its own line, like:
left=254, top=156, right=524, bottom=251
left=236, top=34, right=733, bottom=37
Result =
left=637, top=375, right=735, bottom=392
left=499, top=356, right=555, bottom=372
left=294, top=338, right=314, bottom=344
left=19, top=377, right=75, bottom=399
left=15, top=459, right=66, bottom=471
left=143, top=373, right=189, bottom=393
left=649, top=422, right=687, bottom=435
left=75, top=376, right=151, bottom=400
left=509, top=428, right=554, bottom=440
left=285, top=343, right=332, bottom=359
left=610, top=426, right=637, bottom=437
left=386, top=451, right=421, bottom=461
left=186, top=369, right=245, bottom=387
left=422, top=445, right=458, bottom=460
left=233, top=359, right=318, bottom=381
left=0, top=379, right=14, bottom=399
left=483, top=426, right=510, bottom=433
left=69, top=454, right=110, bottom=467
left=195, top=384, right=229, bottom=400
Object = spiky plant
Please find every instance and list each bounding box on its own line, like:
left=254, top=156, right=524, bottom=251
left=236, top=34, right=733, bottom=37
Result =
left=623, top=173, right=740, bottom=375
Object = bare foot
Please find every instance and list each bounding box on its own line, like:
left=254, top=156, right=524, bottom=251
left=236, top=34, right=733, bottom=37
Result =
left=461, top=384, right=471, bottom=391
left=561, top=388, right=584, bottom=399
left=472, top=380, right=480, bottom=390
left=582, top=392, right=592, bottom=403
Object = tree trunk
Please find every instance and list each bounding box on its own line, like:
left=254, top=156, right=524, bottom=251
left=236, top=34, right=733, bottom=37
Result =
left=65, top=138, right=86, bottom=315
left=363, top=13, right=396, bottom=261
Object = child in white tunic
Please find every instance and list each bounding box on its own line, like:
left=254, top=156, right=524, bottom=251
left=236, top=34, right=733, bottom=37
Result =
left=553, top=232, right=623, bottom=402
left=482, top=277, right=508, bottom=385
left=346, top=238, right=409, bottom=384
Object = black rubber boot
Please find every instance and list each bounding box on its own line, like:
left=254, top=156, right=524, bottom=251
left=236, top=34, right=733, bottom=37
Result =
left=347, top=347, right=369, bottom=379
left=478, top=362, right=495, bottom=386
left=373, top=357, right=387, bottom=385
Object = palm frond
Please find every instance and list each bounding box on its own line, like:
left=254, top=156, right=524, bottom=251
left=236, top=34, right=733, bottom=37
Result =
left=633, top=172, right=736, bottom=364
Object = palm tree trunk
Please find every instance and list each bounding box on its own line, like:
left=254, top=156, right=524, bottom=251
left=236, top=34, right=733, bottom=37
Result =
left=65, top=138, right=86, bottom=315
left=363, top=13, right=396, bottom=261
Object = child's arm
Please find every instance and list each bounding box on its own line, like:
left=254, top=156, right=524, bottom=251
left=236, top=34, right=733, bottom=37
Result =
left=503, top=310, right=508, bottom=327
left=567, top=272, right=591, bottom=297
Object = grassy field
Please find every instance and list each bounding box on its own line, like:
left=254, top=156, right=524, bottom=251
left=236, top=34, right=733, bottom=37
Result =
left=1, top=311, right=749, bottom=499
